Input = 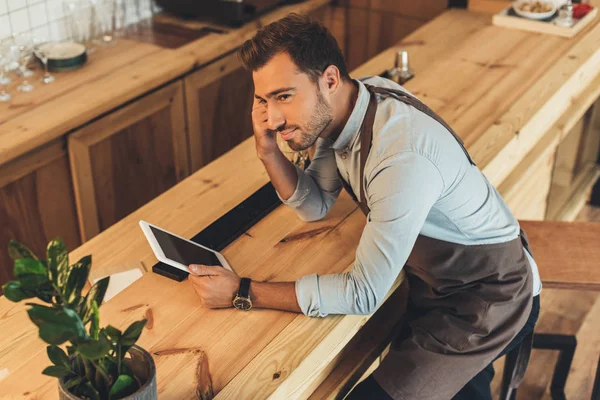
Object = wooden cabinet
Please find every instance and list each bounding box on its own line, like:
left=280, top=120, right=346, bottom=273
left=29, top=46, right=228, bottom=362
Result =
left=69, top=81, right=188, bottom=241
left=185, top=52, right=255, bottom=172
left=0, top=140, right=81, bottom=292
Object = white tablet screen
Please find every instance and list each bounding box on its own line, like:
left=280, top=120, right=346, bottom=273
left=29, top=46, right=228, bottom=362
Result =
left=149, top=226, right=222, bottom=267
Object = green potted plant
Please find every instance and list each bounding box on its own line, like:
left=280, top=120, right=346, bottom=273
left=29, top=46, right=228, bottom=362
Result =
left=2, top=238, right=157, bottom=400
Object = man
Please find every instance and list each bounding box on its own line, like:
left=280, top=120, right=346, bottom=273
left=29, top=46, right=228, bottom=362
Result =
left=188, top=13, right=541, bottom=399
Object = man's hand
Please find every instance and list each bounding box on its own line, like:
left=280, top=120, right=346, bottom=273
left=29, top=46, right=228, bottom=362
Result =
left=252, top=100, right=279, bottom=160
left=188, top=265, right=240, bottom=309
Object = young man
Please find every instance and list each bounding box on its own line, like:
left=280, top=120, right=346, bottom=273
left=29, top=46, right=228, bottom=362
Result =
left=188, top=13, right=541, bottom=399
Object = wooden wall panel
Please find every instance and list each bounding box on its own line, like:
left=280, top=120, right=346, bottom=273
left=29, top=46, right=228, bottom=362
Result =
left=186, top=52, right=255, bottom=171
left=366, top=12, right=425, bottom=60
left=370, top=0, right=448, bottom=20
left=468, top=0, right=511, bottom=14
left=0, top=141, right=81, bottom=292
left=69, top=81, right=188, bottom=241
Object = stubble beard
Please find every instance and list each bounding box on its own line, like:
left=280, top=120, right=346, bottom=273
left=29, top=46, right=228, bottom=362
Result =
left=287, top=90, right=334, bottom=152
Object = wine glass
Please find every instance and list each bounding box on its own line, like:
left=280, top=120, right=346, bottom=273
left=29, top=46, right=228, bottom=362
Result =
left=0, top=39, right=12, bottom=86
left=33, top=38, right=55, bottom=84
left=13, top=33, right=35, bottom=78
left=13, top=33, right=35, bottom=93
left=0, top=42, right=12, bottom=102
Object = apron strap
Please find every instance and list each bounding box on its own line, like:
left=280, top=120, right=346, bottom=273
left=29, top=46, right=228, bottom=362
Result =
left=337, top=83, right=476, bottom=217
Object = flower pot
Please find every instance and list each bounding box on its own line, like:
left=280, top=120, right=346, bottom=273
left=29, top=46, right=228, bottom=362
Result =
left=58, top=345, right=157, bottom=400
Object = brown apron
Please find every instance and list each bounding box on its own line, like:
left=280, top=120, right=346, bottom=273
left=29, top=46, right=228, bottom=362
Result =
left=339, top=85, right=534, bottom=400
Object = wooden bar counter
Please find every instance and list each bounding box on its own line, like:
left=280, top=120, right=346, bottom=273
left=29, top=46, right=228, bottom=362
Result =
left=1, top=3, right=600, bottom=399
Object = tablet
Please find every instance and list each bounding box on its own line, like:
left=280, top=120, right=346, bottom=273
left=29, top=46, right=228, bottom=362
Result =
left=139, top=221, right=233, bottom=274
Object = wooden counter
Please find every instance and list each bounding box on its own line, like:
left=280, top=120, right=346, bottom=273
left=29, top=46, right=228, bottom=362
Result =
left=1, top=4, right=600, bottom=400
left=0, top=0, right=331, bottom=167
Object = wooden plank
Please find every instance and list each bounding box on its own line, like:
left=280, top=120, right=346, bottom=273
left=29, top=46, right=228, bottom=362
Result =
left=185, top=52, right=255, bottom=171
left=0, top=140, right=65, bottom=188
left=68, top=81, right=188, bottom=241
left=366, top=12, right=424, bottom=60
left=308, top=283, right=408, bottom=400
left=0, top=44, right=195, bottom=167
left=481, top=67, right=600, bottom=188
left=370, top=0, right=447, bottom=20
left=553, top=118, right=587, bottom=188
left=470, top=14, right=600, bottom=178
left=469, top=0, right=511, bottom=14
left=519, top=220, right=600, bottom=290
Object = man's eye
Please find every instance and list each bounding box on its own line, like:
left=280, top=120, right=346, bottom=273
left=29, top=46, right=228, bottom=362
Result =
left=277, top=94, right=291, bottom=101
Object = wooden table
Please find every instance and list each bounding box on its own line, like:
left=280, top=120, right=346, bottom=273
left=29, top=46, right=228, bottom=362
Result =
left=1, top=5, right=600, bottom=399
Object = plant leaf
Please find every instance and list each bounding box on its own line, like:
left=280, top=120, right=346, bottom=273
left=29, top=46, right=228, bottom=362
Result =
left=47, top=345, right=70, bottom=367
left=46, top=238, right=69, bottom=284
left=108, top=375, right=139, bottom=400
left=63, top=255, right=92, bottom=305
left=14, top=258, right=46, bottom=278
left=89, top=301, right=100, bottom=340
left=42, top=365, right=71, bottom=378
left=8, top=240, right=39, bottom=261
left=77, top=335, right=110, bottom=360
left=19, top=274, right=50, bottom=290
left=2, top=281, right=34, bottom=302
left=62, top=376, right=84, bottom=390
left=104, top=325, right=122, bottom=342
left=121, top=320, right=147, bottom=347
left=81, top=277, right=110, bottom=324
left=77, top=382, right=101, bottom=400
left=29, top=306, right=88, bottom=345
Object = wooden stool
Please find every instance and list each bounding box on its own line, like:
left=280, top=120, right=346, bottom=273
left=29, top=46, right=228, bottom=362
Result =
left=500, top=221, right=600, bottom=400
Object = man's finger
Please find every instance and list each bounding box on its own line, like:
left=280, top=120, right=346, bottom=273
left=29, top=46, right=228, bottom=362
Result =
left=189, top=264, right=221, bottom=276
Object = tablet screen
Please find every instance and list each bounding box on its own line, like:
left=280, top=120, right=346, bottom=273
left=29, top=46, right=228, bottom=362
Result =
left=149, top=226, right=222, bottom=267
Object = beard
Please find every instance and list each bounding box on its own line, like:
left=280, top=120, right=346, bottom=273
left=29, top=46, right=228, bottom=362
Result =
left=285, top=90, right=333, bottom=152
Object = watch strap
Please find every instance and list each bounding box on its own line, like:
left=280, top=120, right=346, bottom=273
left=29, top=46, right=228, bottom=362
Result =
left=238, top=277, right=251, bottom=298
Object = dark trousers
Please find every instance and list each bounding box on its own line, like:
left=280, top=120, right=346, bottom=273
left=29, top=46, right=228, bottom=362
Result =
left=346, top=295, right=541, bottom=400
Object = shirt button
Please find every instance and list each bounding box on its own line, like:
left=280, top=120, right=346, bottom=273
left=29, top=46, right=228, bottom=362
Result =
left=341, top=153, right=347, bottom=159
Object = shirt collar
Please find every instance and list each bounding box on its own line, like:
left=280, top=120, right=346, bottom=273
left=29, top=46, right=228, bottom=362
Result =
left=331, top=79, right=370, bottom=152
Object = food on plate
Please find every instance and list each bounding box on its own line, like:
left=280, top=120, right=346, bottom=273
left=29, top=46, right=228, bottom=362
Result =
left=516, top=1, right=554, bottom=13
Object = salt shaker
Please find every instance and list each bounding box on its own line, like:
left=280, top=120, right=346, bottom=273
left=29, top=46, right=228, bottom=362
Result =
left=387, top=49, right=415, bottom=85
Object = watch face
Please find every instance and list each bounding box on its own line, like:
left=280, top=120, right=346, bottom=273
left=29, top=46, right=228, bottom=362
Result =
left=233, top=297, right=252, bottom=311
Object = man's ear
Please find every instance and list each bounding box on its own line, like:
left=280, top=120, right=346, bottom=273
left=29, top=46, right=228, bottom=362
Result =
left=321, top=65, right=341, bottom=94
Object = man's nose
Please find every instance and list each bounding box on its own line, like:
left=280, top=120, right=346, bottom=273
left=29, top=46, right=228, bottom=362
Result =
left=266, top=104, right=285, bottom=131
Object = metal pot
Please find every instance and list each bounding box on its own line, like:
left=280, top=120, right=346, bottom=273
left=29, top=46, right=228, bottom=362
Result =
left=58, top=345, right=157, bottom=400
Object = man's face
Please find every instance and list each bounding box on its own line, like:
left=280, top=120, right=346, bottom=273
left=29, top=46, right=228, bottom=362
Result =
left=253, top=52, right=334, bottom=151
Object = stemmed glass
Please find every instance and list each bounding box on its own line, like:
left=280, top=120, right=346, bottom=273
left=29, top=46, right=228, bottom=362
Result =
left=0, top=42, right=12, bottom=102
left=14, top=33, right=35, bottom=78
left=14, top=33, right=35, bottom=92
left=33, top=38, right=55, bottom=84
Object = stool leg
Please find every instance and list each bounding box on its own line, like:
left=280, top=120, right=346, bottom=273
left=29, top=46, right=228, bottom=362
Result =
left=532, top=333, right=577, bottom=400
left=592, top=355, right=600, bottom=400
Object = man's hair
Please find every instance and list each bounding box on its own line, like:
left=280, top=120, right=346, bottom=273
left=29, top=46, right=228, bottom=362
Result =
left=238, top=13, right=350, bottom=83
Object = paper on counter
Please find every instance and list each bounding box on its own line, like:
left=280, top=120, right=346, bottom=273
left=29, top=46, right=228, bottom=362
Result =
left=0, top=368, right=9, bottom=381
left=93, top=268, right=144, bottom=302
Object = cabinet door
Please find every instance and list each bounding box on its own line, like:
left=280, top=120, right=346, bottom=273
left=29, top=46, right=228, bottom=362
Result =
left=185, top=52, right=255, bottom=172
left=69, top=81, right=188, bottom=241
left=0, top=141, right=81, bottom=292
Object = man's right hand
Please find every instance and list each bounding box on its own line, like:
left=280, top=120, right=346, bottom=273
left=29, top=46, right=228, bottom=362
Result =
left=252, top=101, right=279, bottom=161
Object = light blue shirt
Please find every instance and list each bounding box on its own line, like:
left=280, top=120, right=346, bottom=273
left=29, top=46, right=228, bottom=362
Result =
left=280, top=76, right=542, bottom=318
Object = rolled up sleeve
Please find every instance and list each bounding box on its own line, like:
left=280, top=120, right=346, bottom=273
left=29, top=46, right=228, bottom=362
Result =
left=277, top=138, right=342, bottom=222
left=295, top=151, right=444, bottom=317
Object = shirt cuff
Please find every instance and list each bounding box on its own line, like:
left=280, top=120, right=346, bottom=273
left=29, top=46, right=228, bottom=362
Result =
left=295, top=274, right=326, bottom=317
left=276, top=165, right=312, bottom=208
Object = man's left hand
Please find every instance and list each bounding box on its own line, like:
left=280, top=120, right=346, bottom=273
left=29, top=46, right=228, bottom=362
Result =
left=189, top=265, right=240, bottom=308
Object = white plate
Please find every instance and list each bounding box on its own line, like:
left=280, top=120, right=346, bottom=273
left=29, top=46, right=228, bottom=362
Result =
left=512, top=1, right=557, bottom=20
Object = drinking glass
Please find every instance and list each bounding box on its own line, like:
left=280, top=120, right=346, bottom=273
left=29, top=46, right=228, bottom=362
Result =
left=0, top=42, right=12, bottom=102
left=13, top=33, right=35, bottom=92
left=63, top=0, right=97, bottom=52
left=14, top=33, right=35, bottom=78
left=94, top=0, right=118, bottom=45
left=0, top=39, right=11, bottom=86
left=33, top=38, right=55, bottom=84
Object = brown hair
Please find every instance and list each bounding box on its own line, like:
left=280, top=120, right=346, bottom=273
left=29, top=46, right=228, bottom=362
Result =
left=238, top=13, right=350, bottom=83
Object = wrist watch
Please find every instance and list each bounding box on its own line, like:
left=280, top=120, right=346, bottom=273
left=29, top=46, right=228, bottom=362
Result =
left=233, top=277, right=253, bottom=311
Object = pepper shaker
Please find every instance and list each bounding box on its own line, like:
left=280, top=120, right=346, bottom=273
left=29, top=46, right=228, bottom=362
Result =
left=387, top=49, right=415, bottom=85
